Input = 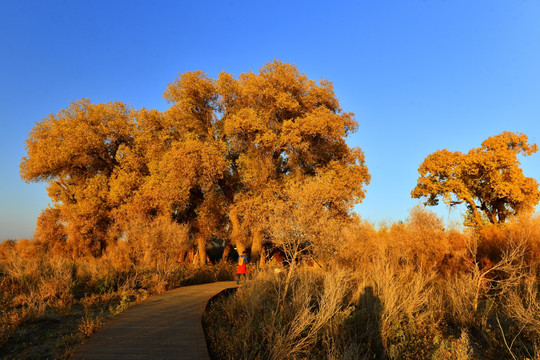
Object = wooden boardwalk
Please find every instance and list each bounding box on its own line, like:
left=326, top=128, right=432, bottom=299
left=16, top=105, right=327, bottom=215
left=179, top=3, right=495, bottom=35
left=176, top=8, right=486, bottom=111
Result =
left=72, top=281, right=238, bottom=360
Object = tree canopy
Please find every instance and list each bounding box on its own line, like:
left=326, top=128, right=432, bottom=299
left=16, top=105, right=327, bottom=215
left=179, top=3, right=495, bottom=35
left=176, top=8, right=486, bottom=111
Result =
left=21, top=60, right=370, bottom=262
left=411, top=131, right=539, bottom=227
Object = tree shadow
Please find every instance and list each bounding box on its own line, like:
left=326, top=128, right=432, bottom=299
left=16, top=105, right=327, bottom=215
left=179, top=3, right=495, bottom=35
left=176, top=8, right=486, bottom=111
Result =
left=358, top=286, right=384, bottom=359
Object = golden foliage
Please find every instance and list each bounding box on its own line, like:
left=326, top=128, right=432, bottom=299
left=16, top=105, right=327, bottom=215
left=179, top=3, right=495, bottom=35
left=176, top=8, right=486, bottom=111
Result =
left=412, top=131, right=539, bottom=227
left=20, top=61, right=370, bottom=262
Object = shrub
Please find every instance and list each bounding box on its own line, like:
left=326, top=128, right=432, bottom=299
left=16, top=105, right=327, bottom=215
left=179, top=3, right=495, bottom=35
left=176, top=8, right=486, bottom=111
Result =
left=78, top=310, right=105, bottom=338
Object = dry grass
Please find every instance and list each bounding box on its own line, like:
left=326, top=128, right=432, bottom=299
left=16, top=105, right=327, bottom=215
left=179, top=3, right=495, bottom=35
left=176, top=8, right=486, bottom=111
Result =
left=0, top=234, right=234, bottom=359
left=204, top=268, right=358, bottom=360
left=205, top=208, right=540, bottom=359
left=2, top=207, right=539, bottom=359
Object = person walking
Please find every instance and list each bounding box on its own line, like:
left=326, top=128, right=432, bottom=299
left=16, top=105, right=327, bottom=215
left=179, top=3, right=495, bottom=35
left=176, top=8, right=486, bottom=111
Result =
left=236, top=250, right=248, bottom=284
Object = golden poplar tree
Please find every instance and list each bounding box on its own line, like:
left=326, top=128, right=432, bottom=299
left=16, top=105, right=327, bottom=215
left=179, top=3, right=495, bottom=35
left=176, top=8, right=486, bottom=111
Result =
left=21, top=61, right=370, bottom=263
left=218, top=61, right=370, bottom=261
left=412, top=131, right=539, bottom=227
left=21, top=100, right=135, bottom=256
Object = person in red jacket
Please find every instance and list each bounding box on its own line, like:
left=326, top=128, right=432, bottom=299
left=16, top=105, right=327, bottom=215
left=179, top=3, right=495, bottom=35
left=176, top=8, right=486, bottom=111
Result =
left=236, top=250, right=248, bottom=284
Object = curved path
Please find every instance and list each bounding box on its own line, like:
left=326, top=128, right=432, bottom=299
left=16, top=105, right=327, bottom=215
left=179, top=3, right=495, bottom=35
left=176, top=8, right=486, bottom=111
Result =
left=72, top=281, right=238, bottom=360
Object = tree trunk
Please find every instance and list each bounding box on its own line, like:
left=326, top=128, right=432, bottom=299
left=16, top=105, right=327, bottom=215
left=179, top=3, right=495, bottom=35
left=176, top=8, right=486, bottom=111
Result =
left=251, top=228, right=263, bottom=263
left=197, top=234, right=207, bottom=266
left=222, top=241, right=232, bottom=261
left=259, top=246, right=266, bottom=268
left=230, top=210, right=244, bottom=251
left=177, top=250, right=186, bottom=263
left=280, top=251, right=297, bottom=312
left=466, top=198, right=483, bottom=227
left=236, top=243, right=246, bottom=256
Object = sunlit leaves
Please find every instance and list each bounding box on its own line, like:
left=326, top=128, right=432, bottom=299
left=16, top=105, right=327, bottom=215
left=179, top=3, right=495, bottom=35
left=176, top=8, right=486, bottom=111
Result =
left=412, top=131, right=539, bottom=227
left=20, top=61, right=371, bottom=260
left=21, top=99, right=134, bottom=182
left=219, top=60, right=370, bottom=253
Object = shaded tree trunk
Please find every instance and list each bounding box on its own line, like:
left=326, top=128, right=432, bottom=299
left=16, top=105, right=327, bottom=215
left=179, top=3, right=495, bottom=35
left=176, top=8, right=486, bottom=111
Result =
left=259, top=246, right=266, bottom=268
left=222, top=241, right=232, bottom=261
left=177, top=250, right=187, bottom=263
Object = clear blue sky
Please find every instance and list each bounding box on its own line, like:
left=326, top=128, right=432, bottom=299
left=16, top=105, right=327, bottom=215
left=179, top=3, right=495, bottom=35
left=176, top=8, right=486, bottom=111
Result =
left=1, top=0, right=539, bottom=239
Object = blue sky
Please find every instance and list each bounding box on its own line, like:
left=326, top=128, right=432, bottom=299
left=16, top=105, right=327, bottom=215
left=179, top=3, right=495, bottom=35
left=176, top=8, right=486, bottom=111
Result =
left=1, top=0, right=539, bottom=239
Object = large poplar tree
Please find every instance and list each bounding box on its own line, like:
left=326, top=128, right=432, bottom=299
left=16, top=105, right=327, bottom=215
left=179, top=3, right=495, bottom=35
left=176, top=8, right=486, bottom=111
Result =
left=21, top=61, right=370, bottom=262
